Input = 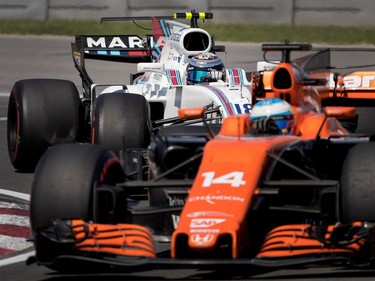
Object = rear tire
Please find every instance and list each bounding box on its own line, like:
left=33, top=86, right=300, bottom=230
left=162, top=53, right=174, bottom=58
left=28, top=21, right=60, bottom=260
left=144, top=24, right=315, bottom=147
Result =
left=340, top=142, right=375, bottom=223
left=7, top=79, right=81, bottom=172
left=92, top=93, right=151, bottom=153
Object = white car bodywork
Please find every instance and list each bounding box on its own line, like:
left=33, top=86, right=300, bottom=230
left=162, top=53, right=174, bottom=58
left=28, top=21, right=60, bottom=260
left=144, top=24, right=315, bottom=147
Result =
left=76, top=14, right=252, bottom=122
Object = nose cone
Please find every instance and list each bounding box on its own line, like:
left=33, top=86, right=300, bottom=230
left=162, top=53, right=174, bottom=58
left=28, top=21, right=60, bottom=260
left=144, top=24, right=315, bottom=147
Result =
left=188, top=233, right=217, bottom=249
left=172, top=216, right=246, bottom=258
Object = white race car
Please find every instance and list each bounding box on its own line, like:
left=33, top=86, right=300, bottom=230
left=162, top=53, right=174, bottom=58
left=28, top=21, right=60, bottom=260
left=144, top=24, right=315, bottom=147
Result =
left=7, top=12, right=252, bottom=172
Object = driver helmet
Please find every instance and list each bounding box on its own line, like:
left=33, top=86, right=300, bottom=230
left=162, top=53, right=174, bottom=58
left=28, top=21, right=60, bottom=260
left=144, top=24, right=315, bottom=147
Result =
left=187, top=53, right=224, bottom=84
left=250, top=98, right=295, bottom=134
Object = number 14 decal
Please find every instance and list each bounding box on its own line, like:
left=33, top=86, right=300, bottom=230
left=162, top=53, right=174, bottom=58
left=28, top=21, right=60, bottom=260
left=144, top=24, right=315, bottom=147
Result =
left=202, top=171, right=246, bottom=188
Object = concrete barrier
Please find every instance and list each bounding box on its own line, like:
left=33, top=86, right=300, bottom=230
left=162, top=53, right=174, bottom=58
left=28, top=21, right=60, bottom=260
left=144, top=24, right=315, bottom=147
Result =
left=1, top=0, right=374, bottom=26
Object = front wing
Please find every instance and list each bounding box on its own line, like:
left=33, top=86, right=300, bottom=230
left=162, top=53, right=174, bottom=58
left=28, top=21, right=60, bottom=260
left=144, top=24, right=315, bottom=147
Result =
left=29, top=219, right=373, bottom=272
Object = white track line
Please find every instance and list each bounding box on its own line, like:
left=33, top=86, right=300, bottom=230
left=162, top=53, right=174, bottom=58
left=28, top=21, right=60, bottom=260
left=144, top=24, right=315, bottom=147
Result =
left=0, top=251, right=35, bottom=267
left=0, top=189, right=30, bottom=202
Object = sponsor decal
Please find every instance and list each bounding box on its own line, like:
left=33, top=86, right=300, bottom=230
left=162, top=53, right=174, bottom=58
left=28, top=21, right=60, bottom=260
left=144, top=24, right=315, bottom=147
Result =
left=169, top=32, right=182, bottom=42
left=171, top=214, right=180, bottom=229
left=190, top=218, right=226, bottom=228
left=168, top=197, right=185, bottom=207
left=73, top=51, right=81, bottom=67
left=153, top=73, right=163, bottom=82
left=187, top=211, right=233, bottom=218
left=84, top=36, right=143, bottom=49
left=341, top=75, right=375, bottom=88
left=167, top=48, right=176, bottom=62
left=188, top=193, right=245, bottom=205
left=190, top=229, right=220, bottom=234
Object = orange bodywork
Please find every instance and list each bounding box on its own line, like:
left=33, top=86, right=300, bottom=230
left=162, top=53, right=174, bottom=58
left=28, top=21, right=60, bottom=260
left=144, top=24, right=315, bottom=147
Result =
left=172, top=114, right=301, bottom=258
left=325, top=106, right=356, bottom=118
left=292, top=108, right=349, bottom=139
left=269, top=63, right=304, bottom=106
left=71, top=219, right=156, bottom=258
left=257, top=223, right=364, bottom=258
left=171, top=112, right=350, bottom=258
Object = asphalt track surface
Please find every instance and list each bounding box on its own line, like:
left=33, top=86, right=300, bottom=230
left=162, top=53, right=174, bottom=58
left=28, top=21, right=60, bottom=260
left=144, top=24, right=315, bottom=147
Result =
left=1, top=35, right=375, bottom=280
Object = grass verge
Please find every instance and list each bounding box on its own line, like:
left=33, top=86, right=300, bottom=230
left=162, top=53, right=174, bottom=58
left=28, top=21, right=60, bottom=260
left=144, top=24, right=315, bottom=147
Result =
left=0, top=19, right=374, bottom=45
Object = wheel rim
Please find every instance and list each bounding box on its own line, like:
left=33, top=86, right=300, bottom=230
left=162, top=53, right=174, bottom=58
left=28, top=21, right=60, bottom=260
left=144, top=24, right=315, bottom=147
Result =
left=7, top=93, right=20, bottom=163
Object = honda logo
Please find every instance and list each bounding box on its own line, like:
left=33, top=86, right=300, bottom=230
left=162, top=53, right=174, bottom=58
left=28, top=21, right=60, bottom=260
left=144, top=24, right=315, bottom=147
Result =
left=191, top=234, right=215, bottom=243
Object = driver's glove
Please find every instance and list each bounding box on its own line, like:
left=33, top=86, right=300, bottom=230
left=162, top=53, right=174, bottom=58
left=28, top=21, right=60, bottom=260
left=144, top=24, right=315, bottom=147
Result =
left=251, top=117, right=281, bottom=135
left=206, top=69, right=223, bottom=81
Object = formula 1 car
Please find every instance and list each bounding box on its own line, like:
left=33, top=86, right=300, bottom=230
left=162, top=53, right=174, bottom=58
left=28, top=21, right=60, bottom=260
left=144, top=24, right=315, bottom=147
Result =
left=28, top=43, right=375, bottom=273
left=7, top=11, right=251, bottom=172
left=252, top=45, right=375, bottom=135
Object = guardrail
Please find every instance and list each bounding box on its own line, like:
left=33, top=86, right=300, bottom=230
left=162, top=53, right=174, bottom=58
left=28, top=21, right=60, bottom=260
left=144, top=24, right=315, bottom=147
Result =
left=1, top=0, right=375, bottom=26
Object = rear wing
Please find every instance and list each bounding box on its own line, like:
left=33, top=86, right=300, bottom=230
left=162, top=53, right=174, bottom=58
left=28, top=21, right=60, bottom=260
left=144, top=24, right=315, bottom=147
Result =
left=71, top=16, right=174, bottom=66
left=71, top=34, right=153, bottom=97
left=74, top=35, right=152, bottom=63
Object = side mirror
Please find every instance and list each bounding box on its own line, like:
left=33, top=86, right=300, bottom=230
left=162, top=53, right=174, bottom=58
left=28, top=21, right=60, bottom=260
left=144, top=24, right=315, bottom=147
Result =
left=219, top=115, right=250, bottom=136
left=178, top=107, right=205, bottom=120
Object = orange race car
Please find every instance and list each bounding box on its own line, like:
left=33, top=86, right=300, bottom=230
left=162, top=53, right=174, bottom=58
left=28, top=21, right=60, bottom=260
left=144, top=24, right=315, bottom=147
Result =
left=252, top=43, right=375, bottom=135
left=28, top=43, right=375, bottom=273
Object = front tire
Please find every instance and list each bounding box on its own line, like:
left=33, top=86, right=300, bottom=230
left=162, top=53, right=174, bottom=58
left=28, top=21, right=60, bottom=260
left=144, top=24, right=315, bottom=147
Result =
left=339, top=142, right=375, bottom=223
left=30, top=143, right=125, bottom=265
left=31, top=143, right=125, bottom=229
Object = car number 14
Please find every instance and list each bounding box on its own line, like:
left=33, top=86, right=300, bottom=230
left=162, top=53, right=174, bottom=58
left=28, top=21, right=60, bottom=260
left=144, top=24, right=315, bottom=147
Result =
left=202, top=171, right=246, bottom=188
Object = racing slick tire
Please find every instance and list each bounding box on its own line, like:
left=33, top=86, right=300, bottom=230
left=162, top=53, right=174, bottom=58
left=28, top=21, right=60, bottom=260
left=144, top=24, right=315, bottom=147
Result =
left=92, top=93, right=151, bottom=154
left=339, top=142, right=375, bottom=223
left=7, top=79, right=81, bottom=172
left=30, top=143, right=125, bottom=267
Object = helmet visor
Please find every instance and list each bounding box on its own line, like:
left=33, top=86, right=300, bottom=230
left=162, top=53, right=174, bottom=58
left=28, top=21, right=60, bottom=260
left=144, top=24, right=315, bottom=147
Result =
left=188, top=70, right=208, bottom=83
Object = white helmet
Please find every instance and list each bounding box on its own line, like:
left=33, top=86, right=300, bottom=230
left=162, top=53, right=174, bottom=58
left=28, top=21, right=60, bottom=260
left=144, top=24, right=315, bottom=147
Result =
left=251, top=98, right=294, bottom=134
